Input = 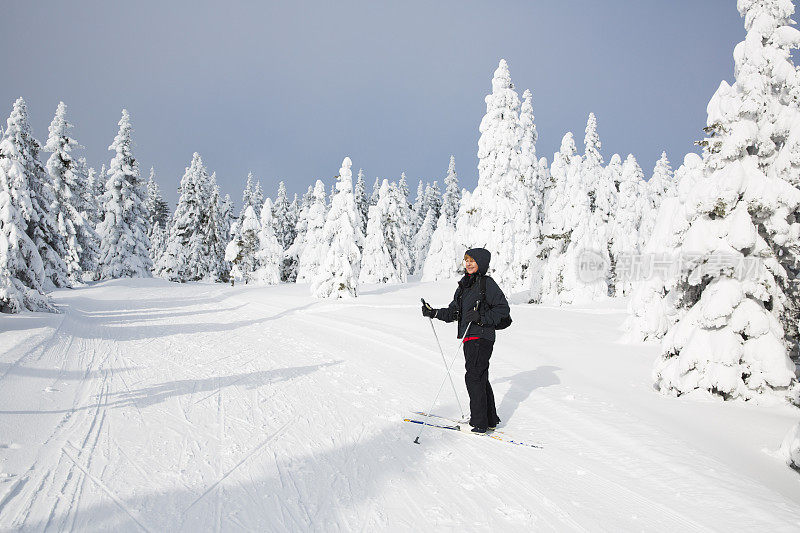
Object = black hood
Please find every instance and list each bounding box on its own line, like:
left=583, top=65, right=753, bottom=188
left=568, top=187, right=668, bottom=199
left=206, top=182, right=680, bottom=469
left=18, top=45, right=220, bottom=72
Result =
left=466, top=247, right=491, bottom=276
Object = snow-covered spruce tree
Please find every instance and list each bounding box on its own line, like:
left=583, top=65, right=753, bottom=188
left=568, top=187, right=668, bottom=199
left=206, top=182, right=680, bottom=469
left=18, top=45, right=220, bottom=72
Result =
left=1, top=98, right=70, bottom=289
left=654, top=0, right=800, bottom=400
left=534, top=133, right=582, bottom=303
left=238, top=172, right=264, bottom=224
left=71, top=156, right=100, bottom=277
left=272, top=181, right=296, bottom=281
left=456, top=59, right=528, bottom=292
left=370, top=176, right=380, bottom=206
left=157, top=152, right=209, bottom=281
left=85, top=166, right=100, bottom=226
left=89, top=164, right=106, bottom=225
left=296, top=180, right=328, bottom=283
left=0, top=147, right=53, bottom=312
left=272, top=181, right=293, bottom=250
left=225, top=205, right=260, bottom=284
left=221, top=193, right=235, bottom=235
left=518, top=88, right=545, bottom=290
left=146, top=168, right=170, bottom=231
left=412, top=207, right=436, bottom=276
left=285, top=185, right=313, bottom=281
left=354, top=168, right=369, bottom=238
left=624, top=153, right=702, bottom=343
left=282, top=193, right=300, bottom=282
left=361, top=179, right=412, bottom=283
left=410, top=180, right=426, bottom=237
left=422, top=155, right=462, bottom=281
left=639, top=152, right=675, bottom=251
left=424, top=181, right=442, bottom=223
left=386, top=180, right=412, bottom=282
left=312, top=157, right=363, bottom=298
left=44, top=102, right=100, bottom=284
left=608, top=154, right=646, bottom=296
left=145, top=167, right=170, bottom=268
left=718, top=0, right=800, bottom=360
left=255, top=198, right=281, bottom=285
left=203, top=173, right=230, bottom=282
left=582, top=113, right=616, bottom=293
left=96, top=110, right=151, bottom=279
left=360, top=200, right=397, bottom=284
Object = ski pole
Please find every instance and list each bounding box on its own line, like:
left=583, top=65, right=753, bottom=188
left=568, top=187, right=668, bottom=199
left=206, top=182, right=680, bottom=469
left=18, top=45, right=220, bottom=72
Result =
left=414, top=321, right=473, bottom=445
left=421, top=298, right=466, bottom=420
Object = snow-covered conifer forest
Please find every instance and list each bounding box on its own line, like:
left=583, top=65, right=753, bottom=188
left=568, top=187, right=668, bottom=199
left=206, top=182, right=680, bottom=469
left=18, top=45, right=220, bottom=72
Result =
left=1, top=1, right=800, bottom=529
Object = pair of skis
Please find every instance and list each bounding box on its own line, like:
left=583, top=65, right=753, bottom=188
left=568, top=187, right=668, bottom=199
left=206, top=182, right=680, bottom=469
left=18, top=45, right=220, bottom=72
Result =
left=405, top=411, right=542, bottom=449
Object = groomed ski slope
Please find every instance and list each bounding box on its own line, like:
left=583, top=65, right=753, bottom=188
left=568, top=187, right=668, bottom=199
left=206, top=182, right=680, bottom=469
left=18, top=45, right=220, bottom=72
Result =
left=0, top=278, right=799, bottom=531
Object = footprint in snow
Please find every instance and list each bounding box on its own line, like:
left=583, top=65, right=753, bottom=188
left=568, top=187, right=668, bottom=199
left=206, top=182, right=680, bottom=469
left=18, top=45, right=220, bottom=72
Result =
left=0, top=443, right=21, bottom=450
left=43, top=386, right=60, bottom=392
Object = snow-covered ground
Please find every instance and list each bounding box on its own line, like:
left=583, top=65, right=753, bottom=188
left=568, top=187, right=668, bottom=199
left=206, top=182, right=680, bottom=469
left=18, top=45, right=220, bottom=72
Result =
left=0, top=279, right=798, bottom=531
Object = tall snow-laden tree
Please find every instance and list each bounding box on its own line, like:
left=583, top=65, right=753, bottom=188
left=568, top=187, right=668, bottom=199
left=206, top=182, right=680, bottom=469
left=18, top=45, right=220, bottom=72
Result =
left=238, top=172, right=264, bottom=224
left=1, top=98, right=69, bottom=289
left=654, top=0, right=800, bottom=402
left=296, top=180, right=328, bottom=283
left=422, top=155, right=463, bottom=281
left=361, top=179, right=411, bottom=282
left=582, top=113, right=616, bottom=276
left=608, top=154, right=645, bottom=296
left=639, top=152, right=675, bottom=250
left=271, top=181, right=297, bottom=282
left=96, top=110, right=152, bottom=279
left=44, top=101, right=98, bottom=284
left=360, top=197, right=397, bottom=283
left=272, top=181, right=293, bottom=250
left=256, top=198, right=282, bottom=285
left=90, top=164, right=106, bottom=224
left=386, top=180, right=412, bottom=282
left=203, top=173, right=230, bottom=282
left=456, top=59, right=529, bottom=292
left=624, top=153, right=702, bottom=342
left=354, top=168, right=369, bottom=238
left=517, top=88, right=545, bottom=292
left=0, top=147, right=53, bottom=312
left=412, top=207, right=436, bottom=275
left=146, top=168, right=170, bottom=231
left=286, top=185, right=314, bottom=282
left=157, top=153, right=209, bottom=281
left=71, top=156, right=100, bottom=277
left=312, top=157, right=363, bottom=298
left=225, top=205, right=260, bottom=284
left=411, top=180, right=426, bottom=237
left=423, top=181, right=442, bottom=223
left=145, top=168, right=169, bottom=270
left=370, top=176, right=380, bottom=206
left=533, top=131, right=607, bottom=304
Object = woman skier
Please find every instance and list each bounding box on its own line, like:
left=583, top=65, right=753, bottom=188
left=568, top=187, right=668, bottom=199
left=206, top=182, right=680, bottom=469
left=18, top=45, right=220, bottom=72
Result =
left=421, top=248, right=510, bottom=433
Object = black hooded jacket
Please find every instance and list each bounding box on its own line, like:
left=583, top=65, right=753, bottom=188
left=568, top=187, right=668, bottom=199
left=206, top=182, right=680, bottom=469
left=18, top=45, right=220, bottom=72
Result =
left=435, top=247, right=510, bottom=342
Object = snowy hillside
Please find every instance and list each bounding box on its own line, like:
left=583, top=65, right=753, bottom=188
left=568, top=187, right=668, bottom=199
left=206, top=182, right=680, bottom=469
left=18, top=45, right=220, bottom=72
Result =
left=1, top=279, right=798, bottom=531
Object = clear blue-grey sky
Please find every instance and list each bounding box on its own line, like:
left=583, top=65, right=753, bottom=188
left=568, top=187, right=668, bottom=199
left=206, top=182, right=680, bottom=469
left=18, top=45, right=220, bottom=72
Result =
left=2, top=0, right=753, bottom=207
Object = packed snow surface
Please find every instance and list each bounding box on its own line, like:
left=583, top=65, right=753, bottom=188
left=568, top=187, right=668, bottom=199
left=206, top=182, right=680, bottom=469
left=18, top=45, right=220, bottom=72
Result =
left=0, top=278, right=798, bottom=531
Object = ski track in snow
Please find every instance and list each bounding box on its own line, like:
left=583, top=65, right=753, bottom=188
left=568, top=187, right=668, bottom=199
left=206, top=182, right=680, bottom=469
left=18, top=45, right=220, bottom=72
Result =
left=0, top=279, right=798, bottom=531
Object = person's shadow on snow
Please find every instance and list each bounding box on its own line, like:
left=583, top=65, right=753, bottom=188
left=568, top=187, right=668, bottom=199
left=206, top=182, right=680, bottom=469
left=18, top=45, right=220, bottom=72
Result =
left=495, top=365, right=560, bottom=424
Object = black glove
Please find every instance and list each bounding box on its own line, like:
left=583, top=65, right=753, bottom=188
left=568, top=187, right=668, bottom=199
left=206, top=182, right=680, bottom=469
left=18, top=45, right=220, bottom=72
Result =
left=421, top=300, right=437, bottom=318
left=463, top=307, right=481, bottom=325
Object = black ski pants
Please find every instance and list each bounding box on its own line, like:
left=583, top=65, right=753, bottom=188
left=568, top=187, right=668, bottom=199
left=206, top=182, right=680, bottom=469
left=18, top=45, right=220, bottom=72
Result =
left=463, top=338, right=499, bottom=429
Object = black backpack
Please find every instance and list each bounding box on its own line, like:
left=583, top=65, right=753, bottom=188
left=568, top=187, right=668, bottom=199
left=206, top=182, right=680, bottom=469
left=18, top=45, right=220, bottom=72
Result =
left=479, top=276, right=512, bottom=330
